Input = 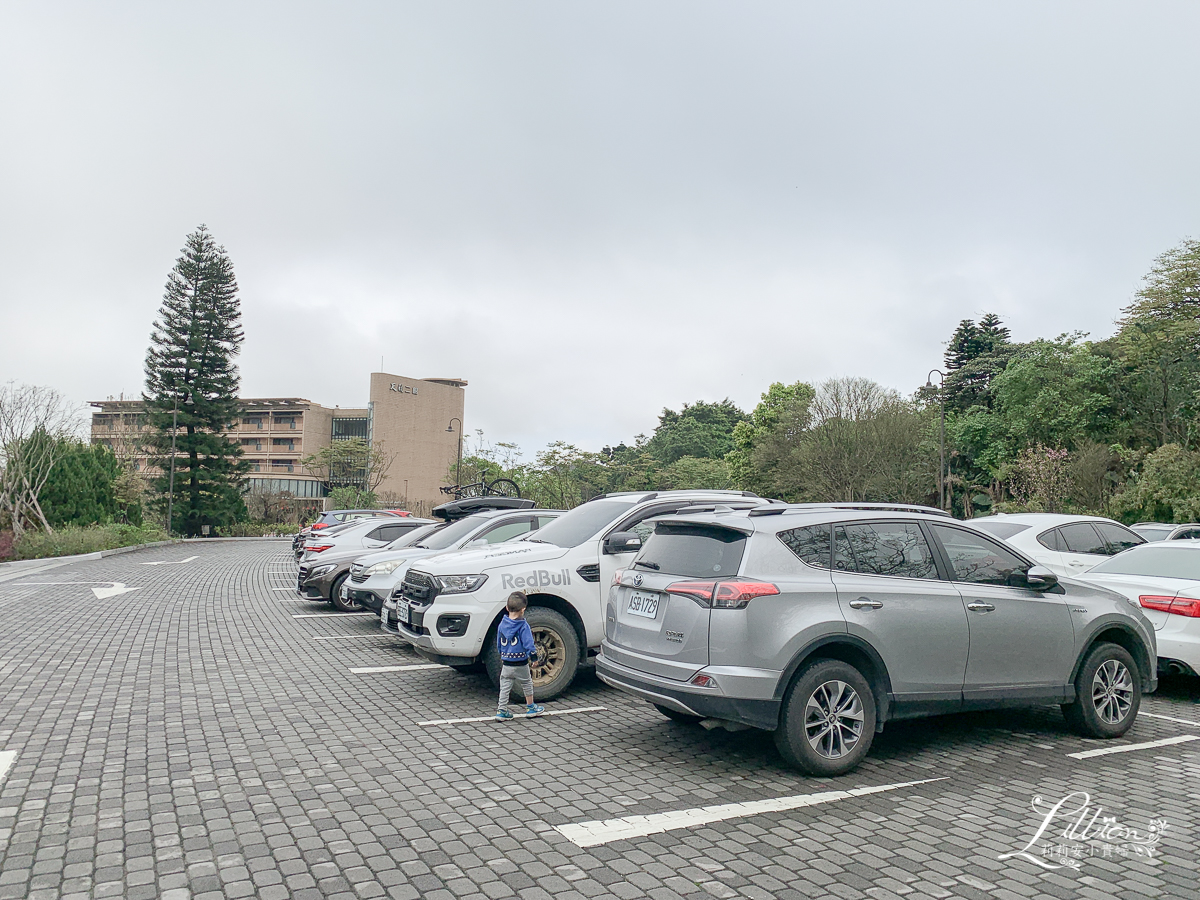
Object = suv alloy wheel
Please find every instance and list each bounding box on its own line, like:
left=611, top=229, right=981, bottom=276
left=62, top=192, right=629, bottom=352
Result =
left=775, top=659, right=877, bottom=776
left=1062, top=642, right=1141, bottom=738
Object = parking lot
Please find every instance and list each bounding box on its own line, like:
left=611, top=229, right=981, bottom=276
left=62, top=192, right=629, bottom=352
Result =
left=1, top=540, right=1198, bottom=900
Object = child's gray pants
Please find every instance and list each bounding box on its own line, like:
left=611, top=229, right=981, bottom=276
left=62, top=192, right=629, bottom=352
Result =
left=498, top=663, right=534, bottom=707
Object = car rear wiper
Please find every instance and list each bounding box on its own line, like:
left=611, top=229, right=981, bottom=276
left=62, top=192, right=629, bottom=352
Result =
left=525, top=538, right=551, bottom=543
left=632, top=560, right=660, bottom=570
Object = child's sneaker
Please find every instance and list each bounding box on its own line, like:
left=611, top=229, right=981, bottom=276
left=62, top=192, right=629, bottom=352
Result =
left=525, top=703, right=545, bottom=718
left=495, top=708, right=514, bottom=721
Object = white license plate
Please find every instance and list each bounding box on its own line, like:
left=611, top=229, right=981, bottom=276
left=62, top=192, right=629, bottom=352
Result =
left=626, top=590, right=660, bottom=619
left=396, top=600, right=410, bottom=625
left=381, top=608, right=389, bottom=627
left=340, top=585, right=349, bottom=599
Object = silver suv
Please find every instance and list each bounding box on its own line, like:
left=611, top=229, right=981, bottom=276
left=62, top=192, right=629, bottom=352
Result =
left=595, top=503, right=1157, bottom=776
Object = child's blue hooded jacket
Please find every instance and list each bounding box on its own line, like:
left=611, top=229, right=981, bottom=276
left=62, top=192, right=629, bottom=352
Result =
left=497, top=616, right=538, bottom=665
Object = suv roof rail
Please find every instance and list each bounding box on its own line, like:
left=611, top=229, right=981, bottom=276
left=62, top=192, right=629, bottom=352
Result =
left=748, top=502, right=952, bottom=518
left=584, top=489, right=762, bottom=504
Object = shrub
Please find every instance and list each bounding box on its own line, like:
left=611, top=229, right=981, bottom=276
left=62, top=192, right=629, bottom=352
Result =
left=12, top=523, right=170, bottom=560
left=214, top=522, right=300, bottom=537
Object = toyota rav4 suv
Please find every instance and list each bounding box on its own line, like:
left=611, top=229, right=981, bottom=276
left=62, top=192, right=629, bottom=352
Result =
left=398, top=490, right=769, bottom=698
left=595, top=504, right=1157, bottom=776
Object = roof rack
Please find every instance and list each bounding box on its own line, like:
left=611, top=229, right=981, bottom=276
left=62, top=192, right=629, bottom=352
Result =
left=748, top=502, right=951, bottom=518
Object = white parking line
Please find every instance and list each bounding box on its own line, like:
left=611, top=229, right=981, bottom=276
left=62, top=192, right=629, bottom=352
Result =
left=278, top=598, right=323, bottom=602
left=1067, top=734, right=1200, bottom=760
left=293, top=612, right=375, bottom=619
left=1139, top=711, right=1200, bottom=727
left=0, top=751, right=16, bottom=784
left=419, top=706, right=608, bottom=726
left=272, top=587, right=299, bottom=591
left=312, top=635, right=392, bottom=641
left=349, top=664, right=445, bottom=674
left=555, top=777, right=948, bottom=848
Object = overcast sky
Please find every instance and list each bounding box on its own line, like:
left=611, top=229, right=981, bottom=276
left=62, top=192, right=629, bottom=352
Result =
left=2, top=2, right=1198, bottom=457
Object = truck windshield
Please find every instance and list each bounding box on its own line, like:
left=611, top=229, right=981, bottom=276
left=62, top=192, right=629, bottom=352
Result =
left=523, top=498, right=640, bottom=548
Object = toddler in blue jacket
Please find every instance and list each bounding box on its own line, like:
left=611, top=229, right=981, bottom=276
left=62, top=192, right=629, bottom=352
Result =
left=495, top=591, right=546, bottom=720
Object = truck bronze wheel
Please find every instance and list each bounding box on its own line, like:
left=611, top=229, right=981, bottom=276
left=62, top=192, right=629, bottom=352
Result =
left=484, top=607, right=580, bottom=701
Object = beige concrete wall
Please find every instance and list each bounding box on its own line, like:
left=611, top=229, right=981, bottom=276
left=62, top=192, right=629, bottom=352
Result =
left=369, top=373, right=466, bottom=511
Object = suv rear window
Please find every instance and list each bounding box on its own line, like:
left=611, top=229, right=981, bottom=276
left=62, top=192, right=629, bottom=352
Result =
left=635, top=524, right=747, bottom=577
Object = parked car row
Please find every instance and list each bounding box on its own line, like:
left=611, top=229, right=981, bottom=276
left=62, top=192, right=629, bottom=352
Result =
left=293, top=493, right=1198, bottom=776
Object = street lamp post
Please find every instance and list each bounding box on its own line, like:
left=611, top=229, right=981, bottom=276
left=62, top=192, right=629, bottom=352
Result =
left=166, top=392, right=193, bottom=534
left=926, top=370, right=946, bottom=513
left=446, top=417, right=463, bottom=489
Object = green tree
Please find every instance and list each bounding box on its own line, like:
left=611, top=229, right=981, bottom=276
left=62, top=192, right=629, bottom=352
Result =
left=38, top=440, right=126, bottom=527
left=143, top=226, right=250, bottom=535
left=1109, top=443, right=1200, bottom=523
left=941, top=313, right=1017, bottom=413
left=989, top=336, right=1112, bottom=452
left=1118, top=237, right=1200, bottom=338
left=726, top=381, right=815, bottom=493
left=645, top=399, right=747, bottom=464
left=302, top=438, right=395, bottom=494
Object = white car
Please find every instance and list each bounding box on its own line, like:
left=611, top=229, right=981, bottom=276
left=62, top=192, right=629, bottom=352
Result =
left=396, top=490, right=771, bottom=699
left=339, top=508, right=561, bottom=618
left=1132, top=522, right=1200, bottom=543
left=1077, top=542, right=1200, bottom=677
left=967, top=513, right=1144, bottom=578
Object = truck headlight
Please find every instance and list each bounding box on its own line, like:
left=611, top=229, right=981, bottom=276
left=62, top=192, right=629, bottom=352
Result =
left=364, top=560, right=405, bottom=576
left=436, top=574, right=488, bottom=594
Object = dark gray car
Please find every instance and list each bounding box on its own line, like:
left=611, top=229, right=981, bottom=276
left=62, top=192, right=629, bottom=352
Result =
left=596, top=503, right=1157, bottom=776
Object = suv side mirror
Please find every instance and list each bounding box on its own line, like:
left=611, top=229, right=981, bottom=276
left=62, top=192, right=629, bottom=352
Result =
left=603, top=532, right=643, bottom=555
left=1025, top=565, right=1058, bottom=591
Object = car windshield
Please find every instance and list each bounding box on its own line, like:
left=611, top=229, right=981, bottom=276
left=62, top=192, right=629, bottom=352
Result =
left=522, top=498, right=641, bottom=548
left=1088, top=546, right=1200, bottom=580
left=413, top=516, right=487, bottom=550
left=385, top=524, right=440, bottom=549
left=969, top=521, right=1032, bottom=540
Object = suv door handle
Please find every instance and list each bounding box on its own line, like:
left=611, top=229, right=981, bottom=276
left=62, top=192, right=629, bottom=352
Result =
left=848, top=598, right=883, bottom=610
left=966, top=602, right=996, bottom=612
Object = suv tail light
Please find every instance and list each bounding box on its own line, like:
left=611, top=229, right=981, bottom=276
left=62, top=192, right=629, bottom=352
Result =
left=311, top=523, right=330, bottom=530
left=1140, top=595, right=1200, bottom=617
left=307, top=545, right=333, bottom=553
left=611, top=568, right=625, bottom=586
left=666, top=580, right=780, bottom=609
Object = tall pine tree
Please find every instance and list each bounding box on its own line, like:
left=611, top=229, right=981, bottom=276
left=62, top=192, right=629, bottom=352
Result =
left=144, top=226, right=249, bottom=534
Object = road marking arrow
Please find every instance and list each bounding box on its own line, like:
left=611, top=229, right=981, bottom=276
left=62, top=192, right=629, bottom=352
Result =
left=140, top=556, right=199, bottom=566
left=0, top=751, right=16, bottom=785
left=91, top=583, right=140, bottom=599
left=14, top=580, right=141, bottom=599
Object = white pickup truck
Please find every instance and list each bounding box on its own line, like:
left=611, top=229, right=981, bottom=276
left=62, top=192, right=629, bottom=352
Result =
left=396, top=490, right=766, bottom=698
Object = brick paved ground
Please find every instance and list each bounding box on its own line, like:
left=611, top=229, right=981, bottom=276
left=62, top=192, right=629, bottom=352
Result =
left=1, top=541, right=1197, bottom=900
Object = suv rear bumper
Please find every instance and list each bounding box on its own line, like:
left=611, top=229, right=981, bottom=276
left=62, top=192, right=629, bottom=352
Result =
left=595, top=651, right=780, bottom=731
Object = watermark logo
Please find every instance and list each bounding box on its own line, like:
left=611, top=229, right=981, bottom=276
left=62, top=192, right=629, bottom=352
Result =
left=998, top=791, right=1167, bottom=870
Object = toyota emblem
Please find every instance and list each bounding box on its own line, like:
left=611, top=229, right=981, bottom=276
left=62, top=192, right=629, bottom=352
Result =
left=632, top=573, right=643, bottom=587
